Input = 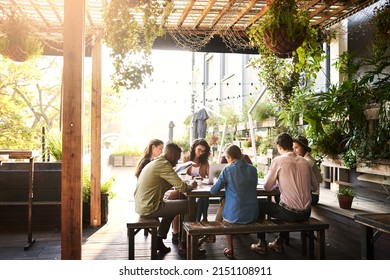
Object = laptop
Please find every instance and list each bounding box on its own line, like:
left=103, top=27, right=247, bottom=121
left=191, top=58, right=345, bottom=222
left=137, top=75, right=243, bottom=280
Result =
left=207, top=163, right=227, bottom=184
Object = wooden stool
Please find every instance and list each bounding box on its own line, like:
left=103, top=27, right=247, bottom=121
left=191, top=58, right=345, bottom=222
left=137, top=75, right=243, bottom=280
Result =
left=127, top=216, right=160, bottom=260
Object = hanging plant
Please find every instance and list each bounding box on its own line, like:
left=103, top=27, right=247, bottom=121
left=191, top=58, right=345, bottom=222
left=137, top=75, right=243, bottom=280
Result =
left=250, top=0, right=309, bottom=58
left=0, top=13, right=43, bottom=62
left=247, top=0, right=325, bottom=108
left=103, top=0, right=173, bottom=91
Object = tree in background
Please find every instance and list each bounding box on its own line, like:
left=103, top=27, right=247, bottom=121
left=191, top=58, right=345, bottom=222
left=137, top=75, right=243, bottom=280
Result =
left=0, top=57, right=61, bottom=149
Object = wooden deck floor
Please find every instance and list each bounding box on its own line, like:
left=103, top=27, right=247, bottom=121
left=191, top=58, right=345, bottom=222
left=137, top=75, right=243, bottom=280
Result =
left=0, top=166, right=389, bottom=260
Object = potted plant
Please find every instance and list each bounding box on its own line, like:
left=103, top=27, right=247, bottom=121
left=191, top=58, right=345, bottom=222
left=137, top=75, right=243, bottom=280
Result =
left=0, top=13, right=43, bottom=62
left=337, top=187, right=355, bottom=209
left=103, top=0, right=173, bottom=91
left=82, top=166, right=116, bottom=224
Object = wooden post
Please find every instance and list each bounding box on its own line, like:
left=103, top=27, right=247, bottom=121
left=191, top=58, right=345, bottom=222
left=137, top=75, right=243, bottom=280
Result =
left=90, top=37, right=102, bottom=227
left=61, top=0, right=85, bottom=260
left=25, top=157, right=35, bottom=250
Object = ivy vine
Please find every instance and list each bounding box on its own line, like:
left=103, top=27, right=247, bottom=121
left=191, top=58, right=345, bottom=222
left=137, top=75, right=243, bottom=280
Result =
left=103, top=0, right=173, bottom=91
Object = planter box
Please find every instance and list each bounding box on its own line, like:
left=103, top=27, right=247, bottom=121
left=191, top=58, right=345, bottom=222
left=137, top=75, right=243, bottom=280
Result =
left=113, top=155, right=123, bottom=167
left=356, top=160, right=390, bottom=176
left=83, top=193, right=109, bottom=225
left=259, top=117, right=277, bottom=128
left=124, top=155, right=139, bottom=167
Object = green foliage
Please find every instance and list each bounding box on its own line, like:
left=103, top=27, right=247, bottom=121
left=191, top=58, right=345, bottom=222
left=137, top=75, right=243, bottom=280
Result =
left=273, top=27, right=390, bottom=161
left=45, top=130, right=62, bottom=162
left=174, top=135, right=190, bottom=154
left=103, top=0, right=173, bottom=91
left=112, top=141, right=142, bottom=156
left=251, top=99, right=278, bottom=123
left=259, top=0, right=309, bottom=44
left=342, top=149, right=357, bottom=169
left=258, top=137, right=274, bottom=155
left=313, top=47, right=390, bottom=160
left=82, top=165, right=116, bottom=203
left=337, top=187, right=354, bottom=197
left=371, top=1, right=390, bottom=44
left=0, top=93, right=37, bottom=149
left=247, top=1, right=325, bottom=108
left=0, top=57, right=62, bottom=150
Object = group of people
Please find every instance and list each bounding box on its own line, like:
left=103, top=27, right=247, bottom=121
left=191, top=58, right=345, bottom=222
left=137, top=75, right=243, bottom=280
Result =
left=133, top=132, right=322, bottom=258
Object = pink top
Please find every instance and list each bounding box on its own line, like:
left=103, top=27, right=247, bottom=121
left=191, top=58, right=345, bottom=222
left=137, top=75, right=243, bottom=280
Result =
left=264, top=152, right=318, bottom=210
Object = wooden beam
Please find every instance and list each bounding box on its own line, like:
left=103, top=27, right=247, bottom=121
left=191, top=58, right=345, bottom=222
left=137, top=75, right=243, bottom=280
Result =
left=177, top=0, right=196, bottom=28
left=230, top=0, right=257, bottom=27
left=212, top=0, right=236, bottom=28
left=195, top=0, right=217, bottom=29
left=90, top=36, right=102, bottom=227
left=61, top=0, right=85, bottom=260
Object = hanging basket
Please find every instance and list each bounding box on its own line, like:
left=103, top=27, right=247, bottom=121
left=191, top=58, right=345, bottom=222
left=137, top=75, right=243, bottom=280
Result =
left=2, top=42, right=30, bottom=62
left=0, top=13, right=43, bottom=62
left=263, top=26, right=306, bottom=58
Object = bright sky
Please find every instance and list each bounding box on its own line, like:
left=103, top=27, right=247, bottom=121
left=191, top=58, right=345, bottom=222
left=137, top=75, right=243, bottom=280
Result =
left=102, top=49, right=194, bottom=150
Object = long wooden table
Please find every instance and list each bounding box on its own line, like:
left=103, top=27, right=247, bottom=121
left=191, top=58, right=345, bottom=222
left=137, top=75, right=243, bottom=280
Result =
left=354, top=213, right=390, bottom=259
left=186, top=184, right=280, bottom=222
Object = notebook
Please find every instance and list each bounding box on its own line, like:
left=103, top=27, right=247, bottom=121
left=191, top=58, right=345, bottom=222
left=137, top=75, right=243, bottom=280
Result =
left=207, top=163, right=227, bottom=184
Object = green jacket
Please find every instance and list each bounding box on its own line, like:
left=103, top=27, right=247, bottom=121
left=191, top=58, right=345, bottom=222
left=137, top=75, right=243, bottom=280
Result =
left=134, top=154, right=190, bottom=216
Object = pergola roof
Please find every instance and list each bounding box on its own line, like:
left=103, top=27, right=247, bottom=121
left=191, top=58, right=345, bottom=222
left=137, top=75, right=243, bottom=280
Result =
left=0, top=0, right=380, bottom=54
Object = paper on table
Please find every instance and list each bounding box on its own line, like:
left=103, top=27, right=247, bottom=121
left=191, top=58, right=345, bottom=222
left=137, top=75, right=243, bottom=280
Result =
left=174, top=161, right=194, bottom=173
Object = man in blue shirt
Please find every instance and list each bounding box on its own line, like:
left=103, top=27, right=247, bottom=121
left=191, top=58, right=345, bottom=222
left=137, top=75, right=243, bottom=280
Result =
left=210, top=144, right=259, bottom=258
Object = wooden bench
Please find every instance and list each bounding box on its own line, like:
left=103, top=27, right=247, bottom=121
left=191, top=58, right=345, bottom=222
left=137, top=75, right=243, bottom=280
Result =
left=183, top=217, right=329, bottom=260
left=126, top=216, right=160, bottom=260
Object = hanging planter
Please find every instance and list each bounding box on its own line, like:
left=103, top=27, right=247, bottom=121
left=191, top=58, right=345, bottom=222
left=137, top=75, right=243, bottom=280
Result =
left=263, top=26, right=306, bottom=58
left=0, top=13, right=43, bottom=62
left=249, top=0, right=309, bottom=58
left=247, top=0, right=324, bottom=108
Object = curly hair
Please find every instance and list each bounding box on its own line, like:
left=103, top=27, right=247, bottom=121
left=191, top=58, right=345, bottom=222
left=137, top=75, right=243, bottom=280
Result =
left=189, top=138, right=211, bottom=164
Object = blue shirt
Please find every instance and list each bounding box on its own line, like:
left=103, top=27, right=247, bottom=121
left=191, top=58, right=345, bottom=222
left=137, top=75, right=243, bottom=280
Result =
left=210, top=160, right=259, bottom=224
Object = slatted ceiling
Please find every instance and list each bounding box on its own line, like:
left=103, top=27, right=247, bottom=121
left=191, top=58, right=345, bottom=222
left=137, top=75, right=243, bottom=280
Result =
left=0, top=0, right=381, bottom=52
left=211, top=0, right=235, bottom=27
